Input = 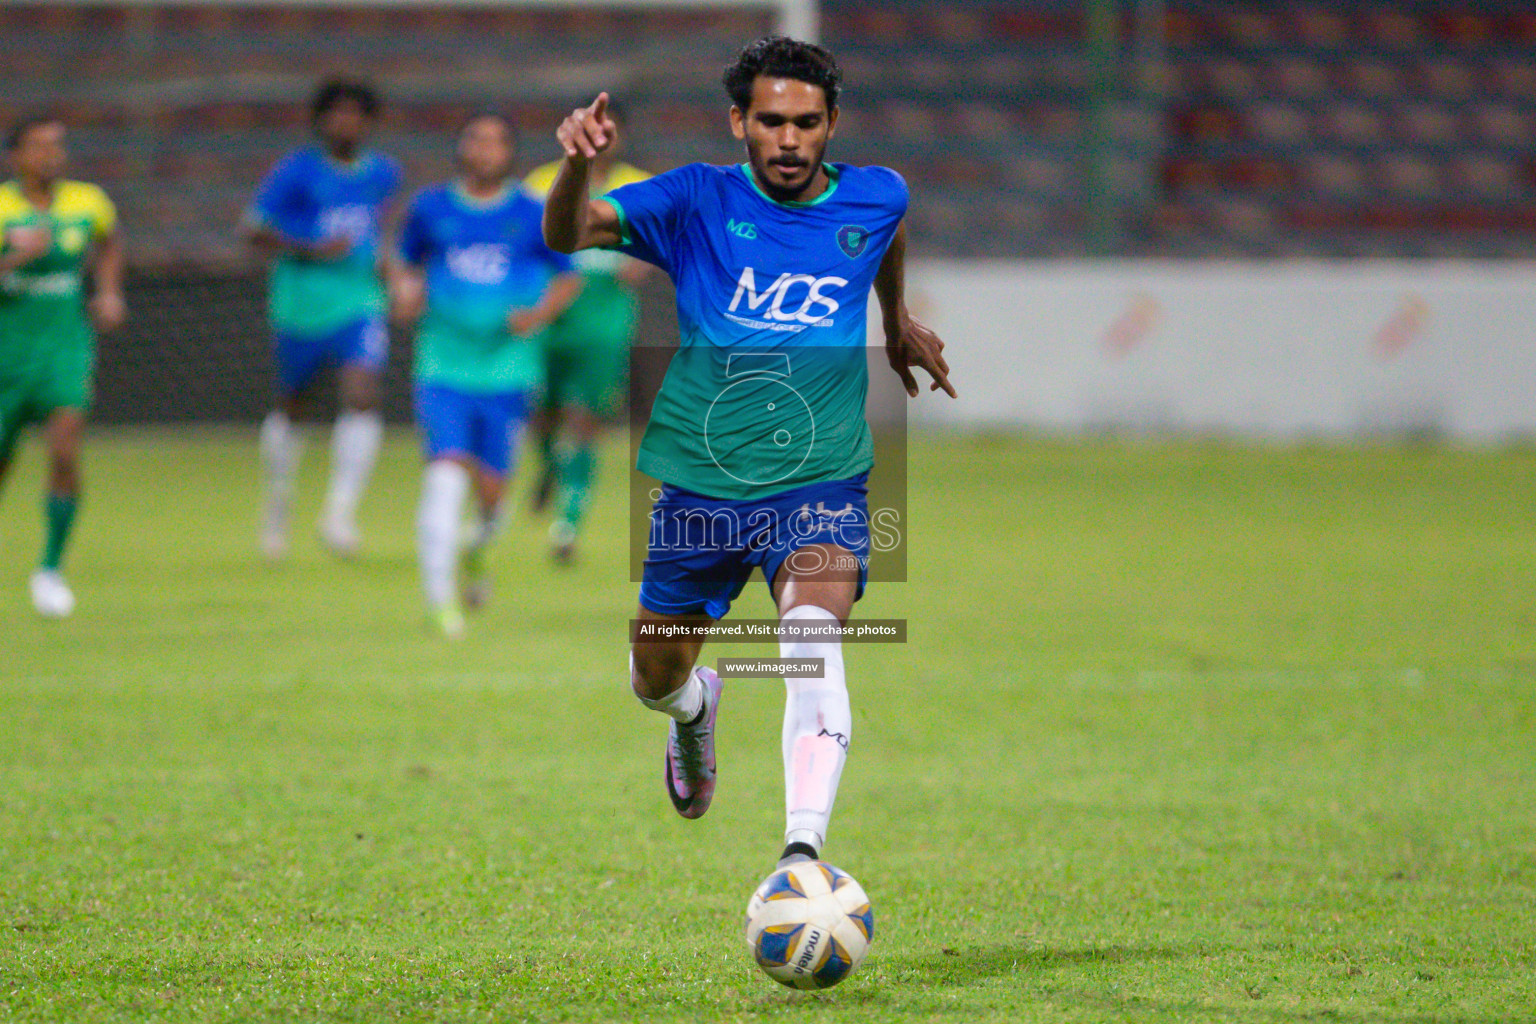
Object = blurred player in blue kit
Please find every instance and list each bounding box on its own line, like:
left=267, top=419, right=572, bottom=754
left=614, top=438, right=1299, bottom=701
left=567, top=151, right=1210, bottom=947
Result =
left=391, top=113, right=581, bottom=637
left=543, top=38, right=955, bottom=867
left=242, top=78, right=401, bottom=559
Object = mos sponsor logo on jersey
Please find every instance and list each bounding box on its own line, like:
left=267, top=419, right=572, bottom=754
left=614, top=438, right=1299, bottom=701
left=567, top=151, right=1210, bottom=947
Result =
left=446, top=243, right=512, bottom=285
left=320, top=204, right=374, bottom=242
left=727, top=218, right=758, bottom=240
left=727, top=266, right=848, bottom=329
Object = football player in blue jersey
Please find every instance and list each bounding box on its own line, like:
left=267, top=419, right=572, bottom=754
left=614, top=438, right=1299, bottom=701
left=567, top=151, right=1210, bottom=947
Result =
left=391, top=113, right=581, bottom=637
left=242, top=78, right=401, bottom=559
left=544, top=37, right=955, bottom=869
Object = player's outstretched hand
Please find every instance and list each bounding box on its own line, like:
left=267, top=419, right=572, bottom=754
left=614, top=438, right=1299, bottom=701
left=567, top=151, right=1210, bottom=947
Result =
left=88, top=290, right=127, bottom=332
left=507, top=307, right=546, bottom=337
left=885, top=312, right=956, bottom=398
left=302, top=235, right=352, bottom=262
left=389, top=272, right=426, bottom=325
left=557, top=92, right=617, bottom=164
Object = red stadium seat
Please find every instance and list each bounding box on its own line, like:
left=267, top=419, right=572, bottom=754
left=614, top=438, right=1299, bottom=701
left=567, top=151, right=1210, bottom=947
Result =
left=1391, top=102, right=1461, bottom=147
left=1272, top=57, right=1331, bottom=100
left=1287, top=7, right=1352, bottom=48
left=1302, top=154, right=1369, bottom=199
left=1340, top=59, right=1404, bottom=100
left=1206, top=59, right=1259, bottom=101
left=1320, top=103, right=1386, bottom=147
left=1416, top=58, right=1478, bottom=101
left=1375, top=153, right=1443, bottom=199
left=1249, top=104, right=1312, bottom=146
left=1215, top=9, right=1279, bottom=48
left=1452, top=154, right=1519, bottom=199
left=1361, top=9, right=1424, bottom=49
left=1486, top=57, right=1536, bottom=101
left=1468, top=103, right=1528, bottom=146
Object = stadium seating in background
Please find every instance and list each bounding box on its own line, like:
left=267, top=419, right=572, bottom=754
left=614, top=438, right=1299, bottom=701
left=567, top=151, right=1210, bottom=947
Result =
left=1157, top=0, right=1536, bottom=256
left=1, top=0, right=1532, bottom=264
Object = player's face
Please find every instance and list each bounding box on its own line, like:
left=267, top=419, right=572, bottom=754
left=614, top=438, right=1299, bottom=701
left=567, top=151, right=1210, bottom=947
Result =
left=458, top=118, right=515, bottom=182
left=11, top=122, right=67, bottom=182
left=731, top=77, right=837, bottom=200
left=317, top=99, right=373, bottom=154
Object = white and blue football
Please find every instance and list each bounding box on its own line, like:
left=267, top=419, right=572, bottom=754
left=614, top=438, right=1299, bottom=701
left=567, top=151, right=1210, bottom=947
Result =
left=744, top=860, right=874, bottom=989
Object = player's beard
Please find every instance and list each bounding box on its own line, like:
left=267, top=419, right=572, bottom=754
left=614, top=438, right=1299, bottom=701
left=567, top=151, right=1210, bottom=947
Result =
left=749, top=141, right=826, bottom=203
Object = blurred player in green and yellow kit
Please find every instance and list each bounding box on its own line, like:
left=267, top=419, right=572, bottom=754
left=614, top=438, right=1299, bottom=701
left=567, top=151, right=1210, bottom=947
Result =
left=524, top=102, right=650, bottom=563
left=0, top=117, right=126, bottom=618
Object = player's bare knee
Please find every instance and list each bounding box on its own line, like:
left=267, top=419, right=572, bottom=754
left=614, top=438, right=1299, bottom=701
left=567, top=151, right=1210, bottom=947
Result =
left=630, top=643, right=694, bottom=699
left=341, top=377, right=380, bottom=412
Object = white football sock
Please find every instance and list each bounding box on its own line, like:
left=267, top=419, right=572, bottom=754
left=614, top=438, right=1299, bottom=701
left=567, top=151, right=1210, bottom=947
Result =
left=633, top=654, right=706, bottom=724
left=259, top=410, right=303, bottom=499
left=324, top=409, right=384, bottom=526
left=418, top=459, right=470, bottom=608
left=780, top=605, right=850, bottom=852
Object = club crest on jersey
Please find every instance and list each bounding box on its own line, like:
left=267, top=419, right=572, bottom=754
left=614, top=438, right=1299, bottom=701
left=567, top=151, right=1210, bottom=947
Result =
left=58, top=225, right=88, bottom=254
left=836, top=225, right=869, bottom=259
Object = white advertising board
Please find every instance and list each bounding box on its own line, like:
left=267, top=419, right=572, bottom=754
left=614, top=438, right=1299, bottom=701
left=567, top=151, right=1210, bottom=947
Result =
left=891, top=261, right=1536, bottom=441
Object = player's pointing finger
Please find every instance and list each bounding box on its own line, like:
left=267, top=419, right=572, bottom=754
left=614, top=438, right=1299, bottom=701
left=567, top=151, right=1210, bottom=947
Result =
left=928, top=363, right=958, bottom=398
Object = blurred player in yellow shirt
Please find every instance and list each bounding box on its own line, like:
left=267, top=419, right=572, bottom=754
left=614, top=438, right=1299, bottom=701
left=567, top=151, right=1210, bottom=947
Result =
left=524, top=101, right=650, bottom=563
left=0, top=117, right=126, bottom=617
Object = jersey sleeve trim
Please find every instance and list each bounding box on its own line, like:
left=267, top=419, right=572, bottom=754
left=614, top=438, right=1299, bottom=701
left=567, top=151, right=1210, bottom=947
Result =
left=599, top=194, right=632, bottom=247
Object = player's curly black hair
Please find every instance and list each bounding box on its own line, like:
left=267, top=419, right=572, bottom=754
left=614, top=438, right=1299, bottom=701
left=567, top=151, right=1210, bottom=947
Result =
left=722, top=36, right=842, bottom=111
left=6, top=114, right=62, bottom=151
left=310, top=77, right=382, bottom=123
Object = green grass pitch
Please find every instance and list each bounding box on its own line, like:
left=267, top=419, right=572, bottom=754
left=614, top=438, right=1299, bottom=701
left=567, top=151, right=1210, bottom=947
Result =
left=2, top=428, right=1533, bottom=1022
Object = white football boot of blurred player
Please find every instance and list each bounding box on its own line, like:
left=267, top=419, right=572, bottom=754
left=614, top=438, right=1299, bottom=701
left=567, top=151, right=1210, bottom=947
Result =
left=30, top=569, right=75, bottom=618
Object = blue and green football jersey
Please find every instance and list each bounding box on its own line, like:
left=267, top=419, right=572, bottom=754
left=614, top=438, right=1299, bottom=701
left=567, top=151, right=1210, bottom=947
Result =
left=398, top=182, right=576, bottom=394
left=602, top=162, right=908, bottom=500
left=245, top=146, right=401, bottom=337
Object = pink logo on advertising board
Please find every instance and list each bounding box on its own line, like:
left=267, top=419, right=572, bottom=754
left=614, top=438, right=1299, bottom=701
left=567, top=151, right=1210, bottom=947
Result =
left=1374, top=295, right=1429, bottom=361
left=1102, top=293, right=1161, bottom=359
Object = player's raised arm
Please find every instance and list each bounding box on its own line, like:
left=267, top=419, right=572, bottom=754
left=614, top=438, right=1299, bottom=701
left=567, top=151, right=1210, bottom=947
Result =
left=241, top=220, right=351, bottom=262
left=874, top=220, right=956, bottom=399
left=385, top=257, right=425, bottom=326
left=508, top=271, right=584, bottom=337
left=543, top=93, right=624, bottom=253
left=87, top=224, right=127, bottom=332
left=239, top=153, right=351, bottom=262
left=388, top=198, right=428, bottom=325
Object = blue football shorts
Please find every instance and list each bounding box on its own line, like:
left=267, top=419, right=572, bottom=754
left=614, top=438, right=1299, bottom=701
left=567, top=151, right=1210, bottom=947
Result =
left=639, top=471, right=871, bottom=620
left=273, top=316, right=388, bottom=394
left=413, top=383, right=529, bottom=478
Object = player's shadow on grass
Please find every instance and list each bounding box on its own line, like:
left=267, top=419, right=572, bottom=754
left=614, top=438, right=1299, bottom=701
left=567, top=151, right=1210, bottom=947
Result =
left=1048, top=990, right=1514, bottom=1024
left=884, top=945, right=1512, bottom=1024
left=884, top=942, right=1202, bottom=985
